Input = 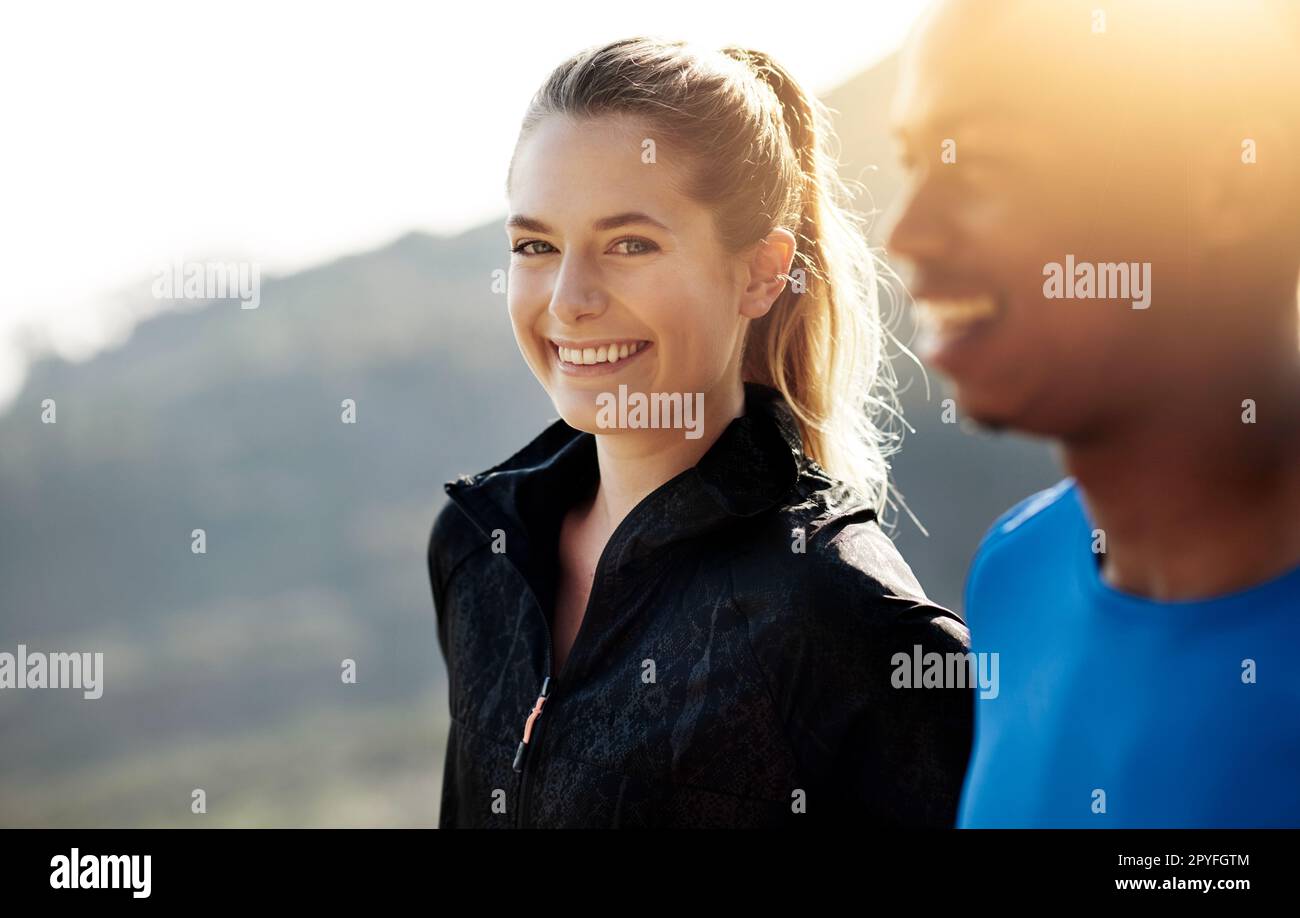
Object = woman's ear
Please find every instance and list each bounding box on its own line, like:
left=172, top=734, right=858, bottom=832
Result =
left=739, top=228, right=797, bottom=319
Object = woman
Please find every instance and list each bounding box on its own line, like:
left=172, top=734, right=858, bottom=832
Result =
left=428, top=37, right=972, bottom=828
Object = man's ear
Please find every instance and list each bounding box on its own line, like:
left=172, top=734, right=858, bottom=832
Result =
left=739, top=228, right=797, bottom=319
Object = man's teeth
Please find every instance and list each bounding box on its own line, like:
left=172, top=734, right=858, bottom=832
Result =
left=916, top=296, right=1000, bottom=329
left=556, top=342, right=643, bottom=365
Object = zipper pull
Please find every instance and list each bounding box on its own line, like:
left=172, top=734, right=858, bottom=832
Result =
left=512, top=676, right=552, bottom=773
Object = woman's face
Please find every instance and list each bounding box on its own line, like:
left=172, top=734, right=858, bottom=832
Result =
left=505, top=114, right=756, bottom=435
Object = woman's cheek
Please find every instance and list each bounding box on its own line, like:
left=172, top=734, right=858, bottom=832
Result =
left=506, top=272, right=543, bottom=331
left=505, top=271, right=531, bottom=326
left=653, top=291, right=730, bottom=389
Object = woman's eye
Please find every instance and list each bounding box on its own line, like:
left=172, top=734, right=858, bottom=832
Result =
left=610, top=237, right=658, bottom=256
left=510, top=240, right=556, bottom=256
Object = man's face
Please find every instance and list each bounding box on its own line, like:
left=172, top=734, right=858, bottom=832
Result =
left=885, top=0, right=1183, bottom=437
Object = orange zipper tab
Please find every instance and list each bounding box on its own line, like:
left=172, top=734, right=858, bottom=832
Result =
left=512, top=676, right=552, bottom=773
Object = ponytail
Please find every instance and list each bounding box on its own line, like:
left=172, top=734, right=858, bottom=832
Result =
left=722, top=46, right=901, bottom=518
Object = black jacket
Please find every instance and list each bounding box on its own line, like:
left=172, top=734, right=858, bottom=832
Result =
left=428, top=382, right=973, bottom=828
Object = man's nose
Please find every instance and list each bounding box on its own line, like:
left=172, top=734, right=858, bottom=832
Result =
left=549, top=255, right=609, bottom=324
left=884, top=179, right=951, bottom=267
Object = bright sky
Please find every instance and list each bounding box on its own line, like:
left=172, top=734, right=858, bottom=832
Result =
left=0, top=0, right=927, bottom=410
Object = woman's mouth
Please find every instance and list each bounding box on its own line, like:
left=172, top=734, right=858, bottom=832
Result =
left=549, top=338, right=653, bottom=376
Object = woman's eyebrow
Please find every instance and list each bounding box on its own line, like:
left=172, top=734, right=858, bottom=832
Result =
left=505, top=212, right=672, bottom=234
left=505, top=214, right=551, bottom=233
left=592, top=212, right=672, bottom=233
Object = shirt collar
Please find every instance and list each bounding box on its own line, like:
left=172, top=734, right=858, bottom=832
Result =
left=443, top=382, right=805, bottom=575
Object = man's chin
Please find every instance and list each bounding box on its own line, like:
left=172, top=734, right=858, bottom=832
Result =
left=963, top=414, right=1011, bottom=435
left=950, top=385, right=1072, bottom=441
left=946, top=384, right=1021, bottom=436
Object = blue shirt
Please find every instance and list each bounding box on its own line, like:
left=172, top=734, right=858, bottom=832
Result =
left=958, top=479, right=1300, bottom=828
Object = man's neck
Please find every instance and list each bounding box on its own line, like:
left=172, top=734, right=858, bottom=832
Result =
left=1063, top=371, right=1300, bottom=601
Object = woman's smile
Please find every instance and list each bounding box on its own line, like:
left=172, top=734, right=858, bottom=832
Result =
left=548, top=337, right=654, bottom=377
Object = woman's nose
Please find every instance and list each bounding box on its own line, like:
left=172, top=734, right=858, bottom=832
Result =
left=548, top=256, right=609, bottom=323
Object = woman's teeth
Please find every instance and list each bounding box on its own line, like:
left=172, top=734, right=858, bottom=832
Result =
left=554, top=341, right=645, bottom=365
left=916, top=295, right=1001, bottom=332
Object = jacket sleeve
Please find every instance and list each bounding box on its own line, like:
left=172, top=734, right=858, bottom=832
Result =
left=428, top=497, right=484, bottom=669
left=750, top=519, right=975, bottom=828
left=428, top=502, right=452, bottom=665
left=830, top=595, right=974, bottom=828
left=428, top=497, right=474, bottom=828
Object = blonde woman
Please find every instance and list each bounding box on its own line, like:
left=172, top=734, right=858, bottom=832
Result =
left=428, top=37, right=972, bottom=828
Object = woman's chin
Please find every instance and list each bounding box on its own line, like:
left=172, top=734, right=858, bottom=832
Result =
left=549, top=388, right=676, bottom=438
left=548, top=392, right=609, bottom=435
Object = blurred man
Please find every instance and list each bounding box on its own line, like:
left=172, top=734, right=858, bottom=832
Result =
left=887, top=0, right=1300, bottom=826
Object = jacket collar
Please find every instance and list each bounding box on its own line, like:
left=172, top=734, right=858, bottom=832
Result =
left=443, top=382, right=805, bottom=576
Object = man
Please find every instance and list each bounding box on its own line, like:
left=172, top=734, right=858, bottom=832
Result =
left=886, top=0, right=1300, bottom=826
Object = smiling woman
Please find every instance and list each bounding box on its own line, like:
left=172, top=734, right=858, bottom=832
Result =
left=427, top=36, right=973, bottom=828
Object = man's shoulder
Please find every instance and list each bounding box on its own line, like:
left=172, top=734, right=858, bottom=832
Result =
left=974, top=478, right=1080, bottom=563
left=963, top=478, right=1081, bottom=611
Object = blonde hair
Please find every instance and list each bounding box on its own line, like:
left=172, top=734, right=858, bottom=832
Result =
left=508, top=38, right=905, bottom=519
